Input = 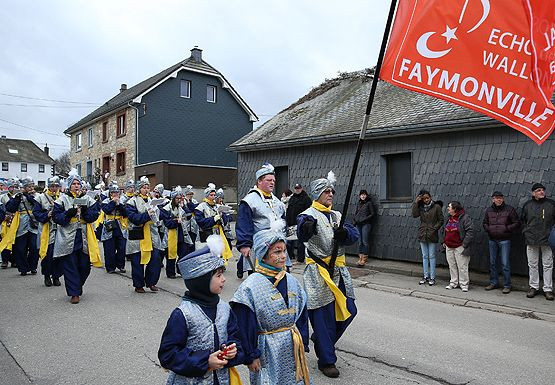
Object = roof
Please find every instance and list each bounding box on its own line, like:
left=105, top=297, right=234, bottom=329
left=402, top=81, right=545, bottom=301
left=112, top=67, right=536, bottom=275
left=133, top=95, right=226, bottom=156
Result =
left=229, top=70, right=500, bottom=152
left=64, top=55, right=258, bottom=134
left=0, top=138, right=55, bottom=164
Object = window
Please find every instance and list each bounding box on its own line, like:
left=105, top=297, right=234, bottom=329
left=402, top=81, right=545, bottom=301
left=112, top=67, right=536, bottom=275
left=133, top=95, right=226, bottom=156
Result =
left=8, top=148, right=18, bottom=154
left=180, top=80, right=191, bottom=98
left=102, top=155, right=110, bottom=177
left=75, top=133, right=82, bottom=151
left=2, top=162, right=8, bottom=171
left=116, top=150, right=126, bottom=175
left=39, top=164, right=45, bottom=173
left=207, top=85, right=216, bottom=103
left=86, top=161, right=92, bottom=178
left=116, top=113, right=126, bottom=137
left=102, top=121, right=108, bottom=142
left=88, top=127, right=93, bottom=147
left=21, top=163, right=27, bottom=172
left=76, top=163, right=82, bottom=176
left=382, top=152, right=412, bottom=201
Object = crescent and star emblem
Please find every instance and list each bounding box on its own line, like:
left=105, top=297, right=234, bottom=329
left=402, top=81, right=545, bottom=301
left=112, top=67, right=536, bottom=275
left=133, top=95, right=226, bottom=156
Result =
left=416, top=0, right=490, bottom=59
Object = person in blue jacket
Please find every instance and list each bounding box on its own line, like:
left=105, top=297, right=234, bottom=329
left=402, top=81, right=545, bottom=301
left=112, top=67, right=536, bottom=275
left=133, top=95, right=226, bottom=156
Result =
left=52, top=170, right=101, bottom=304
left=100, top=183, right=127, bottom=274
left=297, top=171, right=359, bottom=378
left=158, top=235, right=244, bottom=385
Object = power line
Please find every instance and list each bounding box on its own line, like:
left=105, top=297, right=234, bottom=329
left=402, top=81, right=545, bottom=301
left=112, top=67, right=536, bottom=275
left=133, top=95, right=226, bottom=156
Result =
left=0, top=92, right=100, bottom=105
left=0, top=117, right=66, bottom=137
left=0, top=103, right=99, bottom=108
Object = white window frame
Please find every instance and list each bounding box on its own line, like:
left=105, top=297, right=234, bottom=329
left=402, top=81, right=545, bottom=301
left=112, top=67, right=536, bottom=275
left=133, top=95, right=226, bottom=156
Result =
left=76, top=163, right=81, bottom=176
left=1, top=162, right=8, bottom=171
left=88, top=127, right=93, bottom=147
left=21, top=163, right=27, bottom=172
left=75, top=133, right=82, bottom=151
left=180, top=80, right=191, bottom=98
left=207, top=85, right=216, bottom=103
left=39, top=164, right=45, bottom=173
left=116, top=114, right=126, bottom=137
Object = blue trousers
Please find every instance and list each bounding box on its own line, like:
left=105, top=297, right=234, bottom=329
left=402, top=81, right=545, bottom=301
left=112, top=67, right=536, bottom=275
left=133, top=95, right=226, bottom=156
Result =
left=419, top=242, right=437, bottom=279
left=129, top=249, right=161, bottom=288
left=356, top=223, right=371, bottom=255
left=41, top=243, right=63, bottom=279
left=103, top=231, right=127, bottom=272
left=488, top=239, right=511, bottom=288
left=62, top=250, right=91, bottom=296
left=13, top=232, right=39, bottom=274
left=164, top=243, right=189, bottom=277
left=1, top=249, right=14, bottom=264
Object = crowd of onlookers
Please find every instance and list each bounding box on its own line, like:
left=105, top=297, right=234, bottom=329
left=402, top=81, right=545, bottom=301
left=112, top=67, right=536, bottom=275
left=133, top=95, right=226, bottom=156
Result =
left=412, top=182, right=555, bottom=301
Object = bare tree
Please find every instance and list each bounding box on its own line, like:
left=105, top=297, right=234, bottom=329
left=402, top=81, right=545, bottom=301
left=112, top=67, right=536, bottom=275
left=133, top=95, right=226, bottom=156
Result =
left=54, top=151, right=71, bottom=177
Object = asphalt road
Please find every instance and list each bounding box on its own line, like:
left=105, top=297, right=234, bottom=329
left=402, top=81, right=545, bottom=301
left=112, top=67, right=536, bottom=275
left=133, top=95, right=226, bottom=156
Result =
left=1, top=254, right=554, bottom=385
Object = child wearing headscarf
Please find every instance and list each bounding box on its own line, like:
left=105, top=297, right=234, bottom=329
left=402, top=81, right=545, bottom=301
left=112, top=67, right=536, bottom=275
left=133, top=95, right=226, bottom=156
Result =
left=158, top=235, right=244, bottom=385
left=231, top=221, right=311, bottom=385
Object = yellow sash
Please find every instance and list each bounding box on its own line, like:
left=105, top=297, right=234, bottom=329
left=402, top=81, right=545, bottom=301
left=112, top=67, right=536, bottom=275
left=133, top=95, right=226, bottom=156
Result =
left=229, top=367, right=242, bottom=385
left=95, top=210, right=105, bottom=229
left=39, top=222, right=50, bottom=259
left=105, top=214, right=128, bottom=231
left=311, top=200, right=332, bottom=212
left=258, top=325, right=310, bottom=384
left=0, top=212, right=20, bottom=252
left=168, top=228, right=178, bottom=260
left=305, top=255, right=351, bottom=321
left=140, top=221, right=153, bottom=264
left=70, top=217, right=102, bottom=267
left=215, top=224, right=232, bottom=264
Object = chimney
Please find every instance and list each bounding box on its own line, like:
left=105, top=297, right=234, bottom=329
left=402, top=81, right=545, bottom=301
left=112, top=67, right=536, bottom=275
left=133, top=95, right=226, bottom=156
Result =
left=190, top=46, right=202, bottom=62
left=44, top=144, right=49, bottom=156
left=120, top=83, right=127, bottom=93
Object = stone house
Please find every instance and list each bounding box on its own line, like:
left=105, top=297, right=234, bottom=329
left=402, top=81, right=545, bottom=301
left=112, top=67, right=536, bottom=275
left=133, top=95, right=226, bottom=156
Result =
left=64, top=47, right=257, bottom=189
left=229, top=70, right=555, bottom=276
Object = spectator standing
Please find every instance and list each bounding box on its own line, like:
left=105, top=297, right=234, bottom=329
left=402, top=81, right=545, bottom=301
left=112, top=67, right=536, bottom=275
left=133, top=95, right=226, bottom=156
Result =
left=353, top=189, right=374, bottom=267
left=411, top=190, right=443, bottom=285
left=285, top=183, right=312, bottom=263
left=440, top=201, right=474, bottom=292
left=521, top=183, right=555, bottom=301
left=482, top=191, right=520, bottom=294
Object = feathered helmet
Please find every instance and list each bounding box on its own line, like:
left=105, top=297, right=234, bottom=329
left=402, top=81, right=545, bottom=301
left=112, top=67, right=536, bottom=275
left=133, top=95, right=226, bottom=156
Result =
left=108, top=182, right=120, bottom=193
left=310, top=170, right=336, bottom=200
left=135, top=176, right=149, bottom=190
left=66, top=168, right=82, bottom=188
left=183, top=185, right=194, bottom=195
left=47, top=176, right=61, bottom=187
left=124, top=179, right=135, bottom=190
left=204, top=182, right=216, bottom=198
left=171, top=185, right=184, bottom=200
left=216, top=188, right=224, bottom=200
left=252, top=219, right=287, bottom=263
left=153, top=183, right=164, bottom=195
left=255, top=162, right=275, bottom=180
left=21, top=176, right=35, bottom=187
left=8, top=177, right=20, bottom=188
left=178, top=235, right=225, bottom=280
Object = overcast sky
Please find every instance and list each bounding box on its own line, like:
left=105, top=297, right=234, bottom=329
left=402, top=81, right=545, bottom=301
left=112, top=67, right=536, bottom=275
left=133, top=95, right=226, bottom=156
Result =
left=0, top=0, right=390, bottom=159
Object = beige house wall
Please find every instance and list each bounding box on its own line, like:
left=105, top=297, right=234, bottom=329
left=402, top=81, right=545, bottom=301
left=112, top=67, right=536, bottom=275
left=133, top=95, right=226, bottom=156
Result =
left=69, top=107, right=136, bottom=187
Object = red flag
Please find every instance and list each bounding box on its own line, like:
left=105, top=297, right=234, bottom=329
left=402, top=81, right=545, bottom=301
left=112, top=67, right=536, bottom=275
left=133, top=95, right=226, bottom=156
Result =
left=380, top=0, right=555, bottom=144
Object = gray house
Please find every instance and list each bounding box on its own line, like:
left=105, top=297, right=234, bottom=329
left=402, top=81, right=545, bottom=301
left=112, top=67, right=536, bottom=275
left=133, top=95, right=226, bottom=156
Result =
left=229, top=70, right=555, bottom=276
left=65, top=47, right=257, bottom=189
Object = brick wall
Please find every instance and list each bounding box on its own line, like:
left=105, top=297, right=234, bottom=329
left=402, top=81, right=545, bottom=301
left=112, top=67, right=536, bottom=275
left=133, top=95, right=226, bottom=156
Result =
left=69, top=107, right=136, bottom=187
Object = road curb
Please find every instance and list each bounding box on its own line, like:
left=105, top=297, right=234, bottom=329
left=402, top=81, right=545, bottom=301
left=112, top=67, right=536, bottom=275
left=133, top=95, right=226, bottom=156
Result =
left=362, top=282, right=555, bottom=323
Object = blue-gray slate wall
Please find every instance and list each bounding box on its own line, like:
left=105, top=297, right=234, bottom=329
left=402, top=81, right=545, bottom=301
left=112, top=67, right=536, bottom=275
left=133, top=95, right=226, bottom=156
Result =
left=236, top=126, right=555, bottom=276
left=138, top=69, right=252, bottom=167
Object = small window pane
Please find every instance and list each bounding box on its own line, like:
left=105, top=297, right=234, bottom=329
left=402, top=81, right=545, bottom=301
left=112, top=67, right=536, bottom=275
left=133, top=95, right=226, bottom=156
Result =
left=39, top=164, right=45, bottom=173
left=207, top=85, right=216, bottom=103
left=2, top=162, right=8, bottom=171
left=180, top=80, right=191, bottom=98
left=386, top=153, right=412, bottom=200
left=21, top=163, right=27, bottom=172
left=88, top=127, right=93, bottom=147
left=76, top=133, right=82, bottom=150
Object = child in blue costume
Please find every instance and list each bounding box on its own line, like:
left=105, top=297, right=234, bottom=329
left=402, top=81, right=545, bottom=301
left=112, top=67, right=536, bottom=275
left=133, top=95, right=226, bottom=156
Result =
left=158, top=235, right=244, bottom=385
left=231, top=222, right=311, bottom=385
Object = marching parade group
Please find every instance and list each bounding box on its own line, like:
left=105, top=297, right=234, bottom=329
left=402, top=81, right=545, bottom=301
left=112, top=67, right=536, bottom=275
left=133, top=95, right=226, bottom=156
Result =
left=0, top=163, right=361, bottom=384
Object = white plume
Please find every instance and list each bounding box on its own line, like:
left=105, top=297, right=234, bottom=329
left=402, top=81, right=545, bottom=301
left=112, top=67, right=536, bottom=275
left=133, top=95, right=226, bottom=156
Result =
left=207, top=182, right=216, bottom=190
left=186, top=185, right=193, bottom=189
left=327, top=170, right=336, bottom=185
left=140, top=176, right=149, bottom=183
left=68, top=168, right=78, bottom=177
left=270, top=218, right=286, bottom=233
left=263, top=163, right=274, bottom=172
left=206, top=234, right=224, bottom=257
left=174, top=185, right=182, bottom=193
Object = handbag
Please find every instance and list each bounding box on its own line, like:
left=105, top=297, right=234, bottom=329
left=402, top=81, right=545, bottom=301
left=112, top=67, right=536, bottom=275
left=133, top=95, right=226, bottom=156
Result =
left=128, top=225, right=144, bottom=240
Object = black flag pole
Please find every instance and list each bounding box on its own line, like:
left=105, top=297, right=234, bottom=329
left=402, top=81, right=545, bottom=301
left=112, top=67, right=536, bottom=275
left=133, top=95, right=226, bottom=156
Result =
left=328, top=0, right=398, bottom=275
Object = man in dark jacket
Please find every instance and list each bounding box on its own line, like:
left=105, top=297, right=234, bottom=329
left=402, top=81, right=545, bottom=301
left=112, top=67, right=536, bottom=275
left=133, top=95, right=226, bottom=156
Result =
left=521, top=183, right=555, bottom=300
left=285, top=183, right=312, bottom=262
left=483, top=191, right=520, bottom=293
